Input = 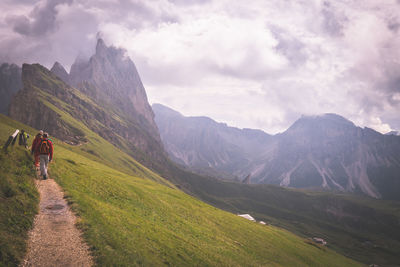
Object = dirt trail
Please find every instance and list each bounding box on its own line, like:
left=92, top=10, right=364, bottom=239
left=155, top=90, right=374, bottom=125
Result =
left=22, top=176, right=93, bottom=267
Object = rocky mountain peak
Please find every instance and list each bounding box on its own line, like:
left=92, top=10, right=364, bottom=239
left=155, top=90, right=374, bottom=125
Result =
left=286, top=113, right=356, bottom=138
left=51, top=61, right=64, bottom=70
left=95, top=38, right=107, bottom=55
left=69, top=39, right=162, bottom=144
left=50, top=61, right=70, bottom=85
left=152, top=103, right=183, bottom=119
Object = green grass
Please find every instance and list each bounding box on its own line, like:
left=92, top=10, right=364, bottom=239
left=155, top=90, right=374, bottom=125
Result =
left=0, top=123, right=39, bottom=266
left=0, top=116, right=361, bottom=266
left=173, top=171, right=400, bottom=266
left=51, top=143, right=361, bottom=266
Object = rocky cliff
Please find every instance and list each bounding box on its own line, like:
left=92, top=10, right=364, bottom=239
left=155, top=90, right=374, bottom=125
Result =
left=0, top=63, right=22, bottom=114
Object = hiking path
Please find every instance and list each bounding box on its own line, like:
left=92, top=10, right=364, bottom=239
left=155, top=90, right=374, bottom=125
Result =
left=21, top=170, right=94, bottom=267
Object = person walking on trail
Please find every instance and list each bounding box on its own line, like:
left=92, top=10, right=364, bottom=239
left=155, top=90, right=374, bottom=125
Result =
left=31, top=130, right=43, bottom=168
left=34, top=132, right=53, bottom=180
left=18, top=129, right=29, bottom=148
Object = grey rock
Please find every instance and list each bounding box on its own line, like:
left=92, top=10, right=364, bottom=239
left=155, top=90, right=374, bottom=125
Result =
left=0, top=63, right=22, bottom=114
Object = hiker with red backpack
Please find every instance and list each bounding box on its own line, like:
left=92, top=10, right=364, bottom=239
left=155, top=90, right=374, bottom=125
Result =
left=34, top=132, right=54, bottom=180
left=31, top=130, right=43, bottom=167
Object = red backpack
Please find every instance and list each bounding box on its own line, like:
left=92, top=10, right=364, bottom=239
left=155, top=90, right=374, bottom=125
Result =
left=39, top=139, right=50, bottom=154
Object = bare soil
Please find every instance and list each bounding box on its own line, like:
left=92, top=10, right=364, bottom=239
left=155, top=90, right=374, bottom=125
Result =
left=21, top=175, right=94, bottom=267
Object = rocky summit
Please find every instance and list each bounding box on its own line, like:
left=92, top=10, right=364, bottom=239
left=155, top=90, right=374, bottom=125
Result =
left=154, top=105, right=400, bottom=200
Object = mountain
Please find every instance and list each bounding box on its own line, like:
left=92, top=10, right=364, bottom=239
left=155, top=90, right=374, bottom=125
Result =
left=252, top=114, right=400, bottom=200
left=69, top=38, right=160, bottom=143
left=154, top=105, right=400, bottom=200
left=153, top=103, right=272, bottom=180
left=0, top=63, right=22, bottom=114
left=50, top=61, right=70, bottom=85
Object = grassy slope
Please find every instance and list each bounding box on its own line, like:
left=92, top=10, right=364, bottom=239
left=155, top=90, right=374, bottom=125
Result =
left=0, top=116, right=361, bottom=266
left=0, top=119, right=38, bottom=266
left=174, top=170, right=400, bottom=266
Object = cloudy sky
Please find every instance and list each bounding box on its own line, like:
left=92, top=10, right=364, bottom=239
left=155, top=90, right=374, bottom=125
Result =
left=1, top=0, right=400, bottom=134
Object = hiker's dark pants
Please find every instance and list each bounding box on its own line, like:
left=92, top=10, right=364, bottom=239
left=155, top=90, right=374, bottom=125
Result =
left=39, top=154, right=49, bottom=177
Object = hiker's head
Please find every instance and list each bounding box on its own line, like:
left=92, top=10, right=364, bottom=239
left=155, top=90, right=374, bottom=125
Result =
left=39, top=130, right=44, bottom=135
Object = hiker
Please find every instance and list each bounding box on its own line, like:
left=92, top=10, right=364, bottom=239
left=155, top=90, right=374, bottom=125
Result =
left=31, top=130, right=43, bottom=167
left=34, top=132, right=53, bottom=180
left=18, top=129, right=29, bottom=148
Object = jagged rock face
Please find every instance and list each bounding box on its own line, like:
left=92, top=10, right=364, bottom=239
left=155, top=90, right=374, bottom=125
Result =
left=154, top=105, right=400, bottom=200
left=153, top=103, right=272, bottom=180
left=50, top=61, right=70, bottom=85
left=0, top=63, right=22, bottom=114
left=69, top=39, right=159, bottom=142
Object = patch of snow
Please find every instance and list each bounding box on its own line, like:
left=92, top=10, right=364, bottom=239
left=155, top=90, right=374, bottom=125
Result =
left=238, top=214, right=255, bottom=221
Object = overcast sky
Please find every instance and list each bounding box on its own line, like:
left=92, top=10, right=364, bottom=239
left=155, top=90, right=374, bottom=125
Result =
left=1, top=0, right=400, bottom=134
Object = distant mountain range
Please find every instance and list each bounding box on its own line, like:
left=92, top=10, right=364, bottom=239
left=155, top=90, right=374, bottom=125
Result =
left=154, top=104, right=400, bottom=200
